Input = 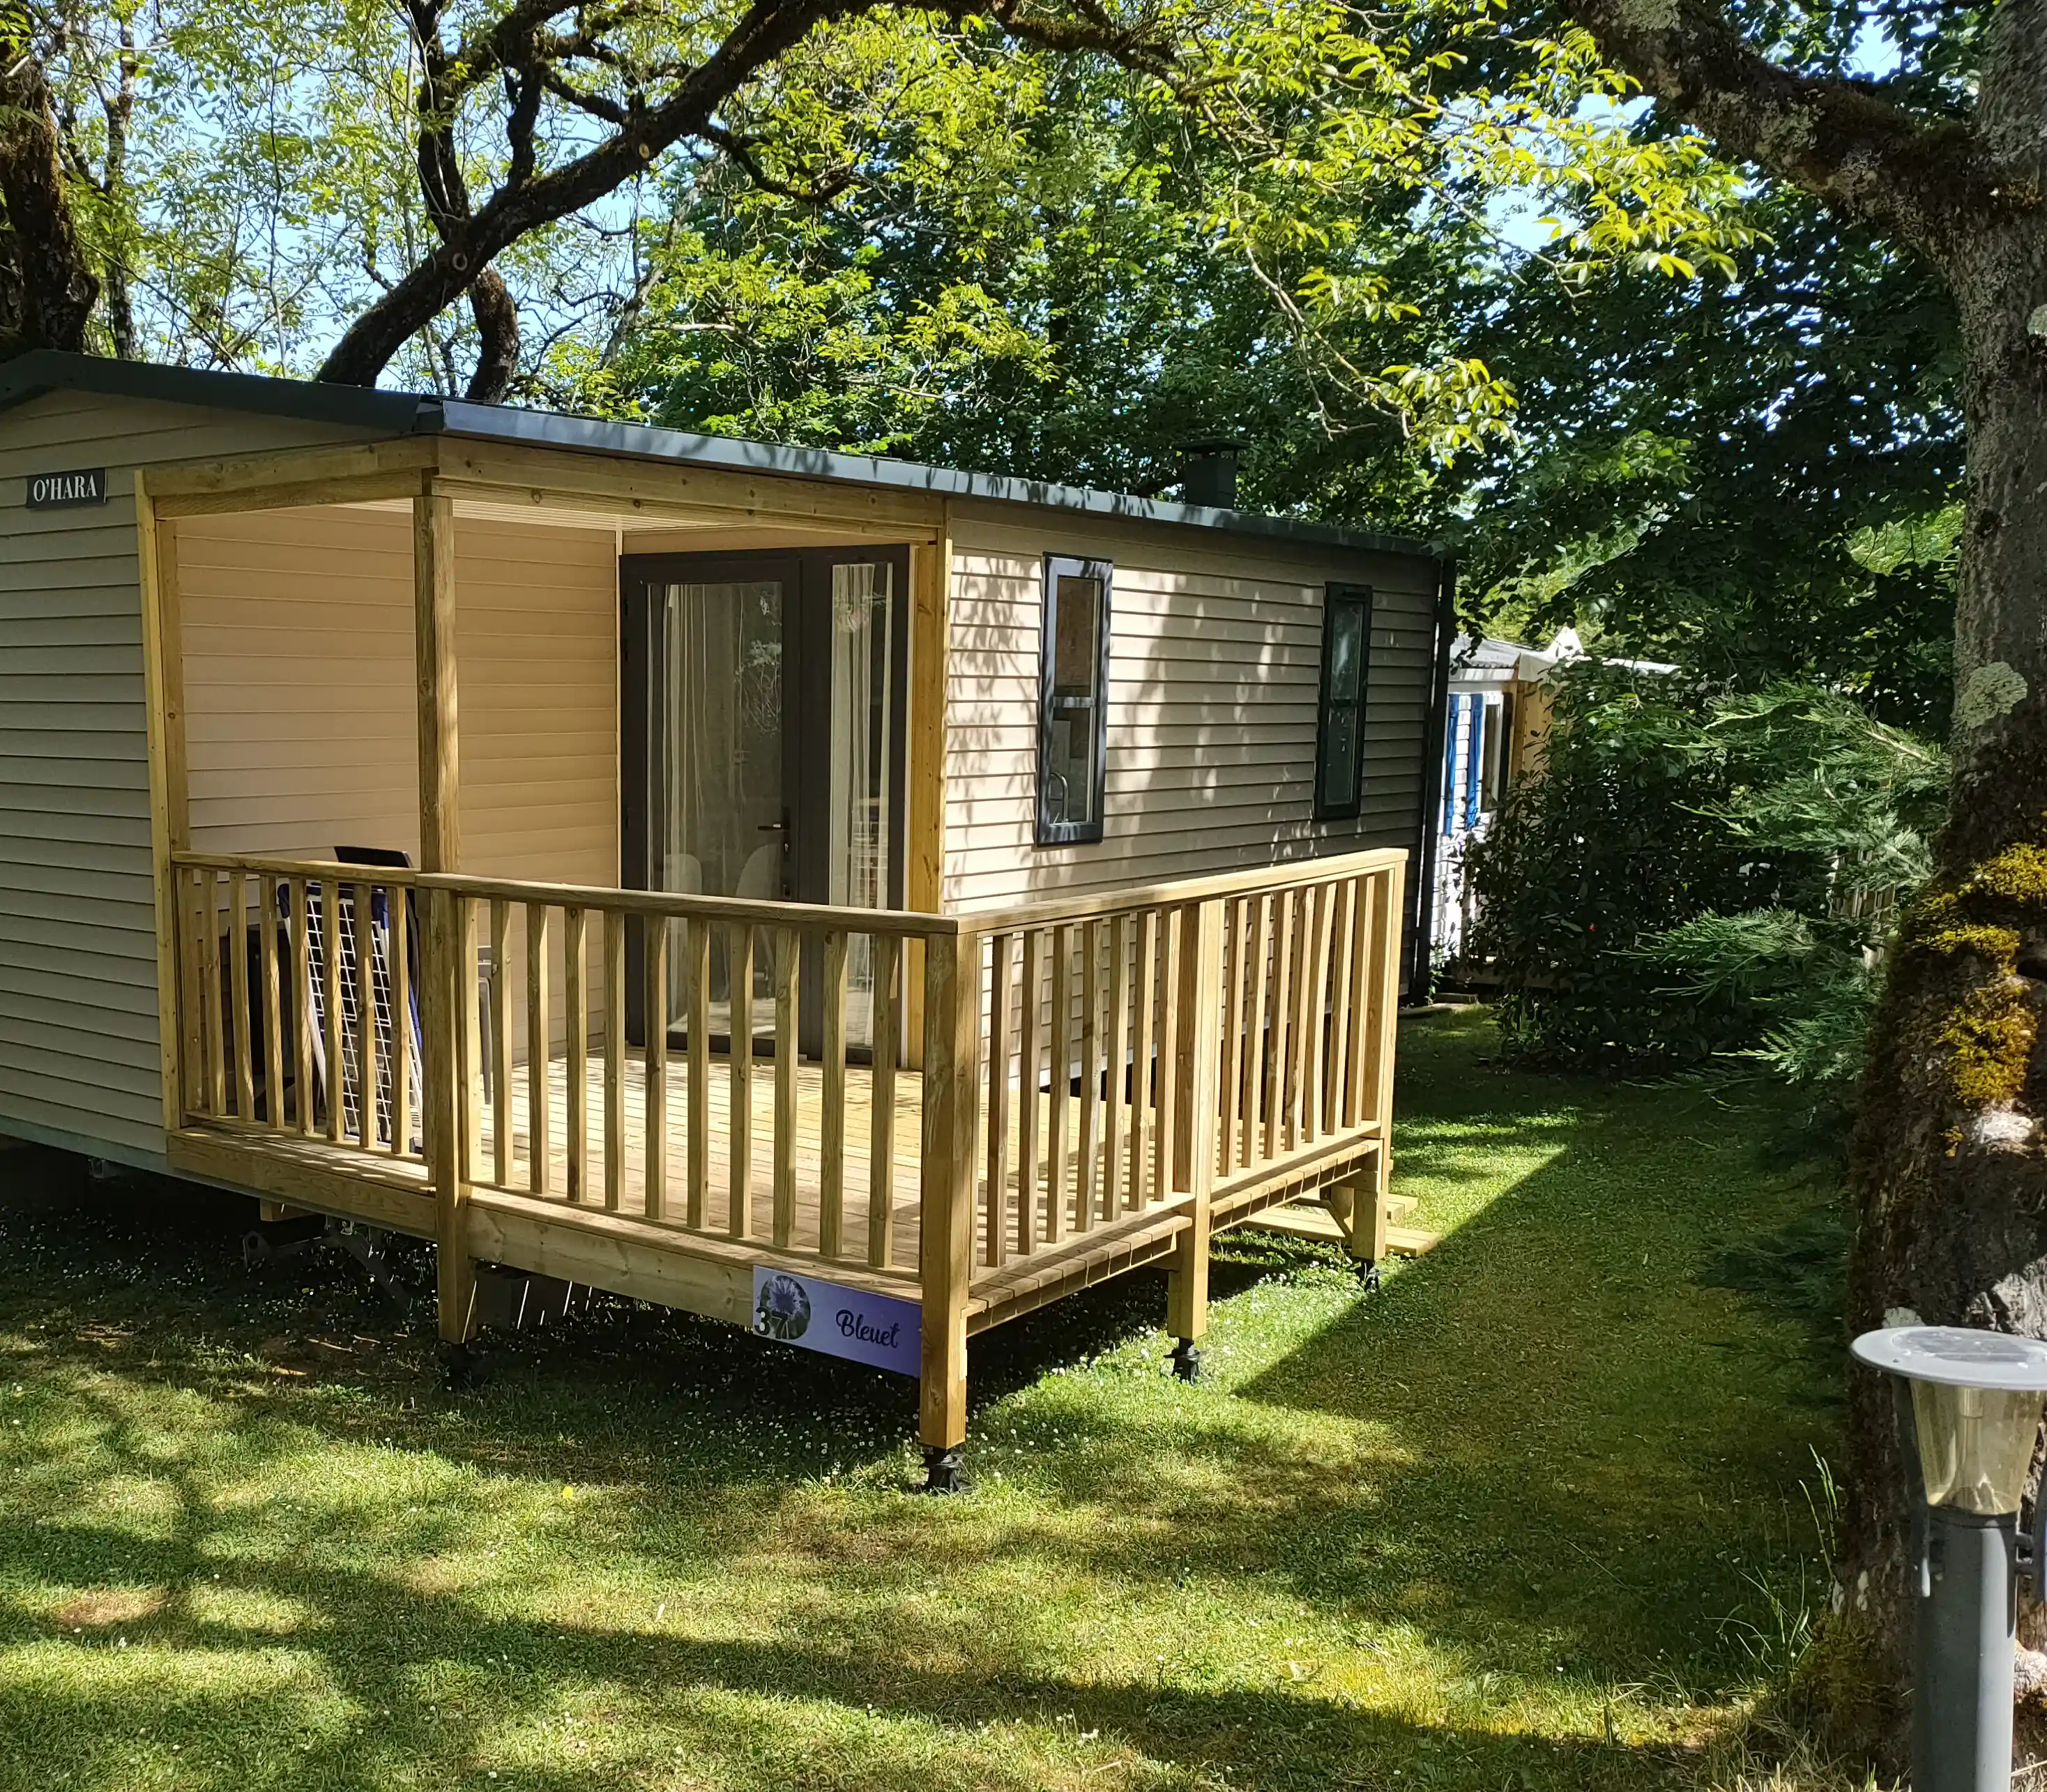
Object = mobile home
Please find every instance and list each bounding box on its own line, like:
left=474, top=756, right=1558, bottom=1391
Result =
left=0, top=351, right=1449, bottom=1476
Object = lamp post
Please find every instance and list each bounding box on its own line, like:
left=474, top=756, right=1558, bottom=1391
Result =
left=1852, top=1325, right=2047, bottom=1791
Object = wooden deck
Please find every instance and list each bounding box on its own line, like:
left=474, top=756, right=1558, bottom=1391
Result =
left=167, top=845, right=1407, bottom=1450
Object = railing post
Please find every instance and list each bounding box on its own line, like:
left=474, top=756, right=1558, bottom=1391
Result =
left=918, top=925, right=980, bottom=1482
left=413, top=489, right=474, bottom=1351
left=424, top=885, right=475, bottom=1345
left=1166, top=897, right=1224, bottom=1376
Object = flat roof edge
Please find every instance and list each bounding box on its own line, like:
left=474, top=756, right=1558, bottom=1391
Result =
left=0, top=351, right=1439, bottom=558
left=0, top=349, right=429, bottom=434
left=436, top=407, right=1439, bottom=559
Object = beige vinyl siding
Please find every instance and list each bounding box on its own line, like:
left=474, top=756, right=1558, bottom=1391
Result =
left=0, top=391, right=378, bottom=1164
left=942, top=503, right=1437, bottom=912
left=181, top=505, right=618, bottom=888
left=180, top=504, right=619, bottom=1065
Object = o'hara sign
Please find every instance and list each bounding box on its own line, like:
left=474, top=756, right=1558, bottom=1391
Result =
left=27, top=468, right=108, bottom=510
left=751, top=1266, right=920, bottom=1376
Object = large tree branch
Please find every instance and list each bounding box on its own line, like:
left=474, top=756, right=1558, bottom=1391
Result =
left=317, top=0, right=1178, bottom=387
left=1562, top=0, right=2025, bottom=271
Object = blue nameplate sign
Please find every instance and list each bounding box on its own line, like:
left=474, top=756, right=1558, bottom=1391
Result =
left=752, top=1267, right=920, bottom=1377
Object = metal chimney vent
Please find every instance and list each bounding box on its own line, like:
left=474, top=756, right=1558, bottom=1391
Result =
left=1180, top=439, right=1244, bottom=509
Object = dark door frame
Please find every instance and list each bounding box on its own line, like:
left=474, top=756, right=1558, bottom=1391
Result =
left=619, top=544, right=913, bottom=1054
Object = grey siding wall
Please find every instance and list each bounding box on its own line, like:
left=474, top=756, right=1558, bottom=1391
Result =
left=943, top=501, right=1439, bottom=912
left=0, top=393, right=374, bottom=1164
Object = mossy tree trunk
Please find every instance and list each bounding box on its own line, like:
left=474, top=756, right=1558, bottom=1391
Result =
left=1558, top=0, right=2047, bottom=1759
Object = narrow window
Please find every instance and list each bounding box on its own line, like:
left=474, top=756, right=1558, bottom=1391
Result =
left=1315, top=584, right=1373, bottom=820
left=1037, top=556, right=1112, bottom=844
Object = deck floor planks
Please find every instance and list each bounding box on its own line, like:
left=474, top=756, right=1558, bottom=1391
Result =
left=471, top=1043, right=1173, bottom=1277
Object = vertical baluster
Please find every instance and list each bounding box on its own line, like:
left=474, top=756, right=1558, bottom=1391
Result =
left=1300, top=885, right=1330, bottom=1146
left=1155, top=907, right=1182, bottom=1201
left=1047, top=923, right=1072, bottom=1243
left=490, top=899, right=512, bottom=1183
left=604, top=909, right=625, bottom=1212
left=1102, top=915, right=1128, bottom=1215
left=1128, top=913, right=1155, bottom=1209
left=1242, top=892, right=1270, bottom=1167
left=773, top=927, right=799, bottom=1246
left=819, top=930, right=849, bottom=1258
left=527, top=902, right=551, bottom=1194
left=292, top=879, right=315, bottom=1138
left=564, top=906, right=588, bottom=1201
left=729, top=922, right=755, bottom=1239
left=1017, top=928, right=1043, bottom=1253
left=686, top=919, right=710, bottom=1229
left=201, top=867, right=227, bottom=1117
left=868, top=932, right=899, bottom=1268
left=645, top=912, right=668, bottom=1221
left=390, top=884, right=411, bottom=1155
left=1263, top=888, right=1293, bottom=1161
left=321, top=877, right=344, bottom=1145
left=226, top=870, right=252, bottom=1121
left=1218, top=897, right=1248, bottom=1176
left=1288, top=885, right=1318, bottom=1149
left=1347, top=874, right=1374, bottom=1125
left=176, top=868, right=202, bottom=1119
left=983, top=932, right=1013, bottom=1268
left=1360, top=869, right=1397, bottom=1128
left=1076, top=920, right=1102, bottom=1230
left=1325, top=879, right=1355, bottom=1134
left=352, top=881, right=377, bottom=1148
left=259, top=875, right=284, bottom=1132
left=458, top=897, right=482, bottom=1176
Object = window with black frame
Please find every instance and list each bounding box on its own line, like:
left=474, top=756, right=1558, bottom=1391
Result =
left=1037, top=555, right=1111, bottom=844
left=1314, top=584, right=1373, bottom=820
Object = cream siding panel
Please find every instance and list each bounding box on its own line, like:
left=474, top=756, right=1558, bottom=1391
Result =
left=0, top=391, right=379, bottom=1164
left=941, top=503, right=1437, bottom=911
left=180, top=506, right=618, bottom=1067
left=181, top=506, right=618, bottom=890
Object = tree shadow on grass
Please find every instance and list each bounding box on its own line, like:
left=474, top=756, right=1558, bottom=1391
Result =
left=0, top=1018, right=1843, bottom=1791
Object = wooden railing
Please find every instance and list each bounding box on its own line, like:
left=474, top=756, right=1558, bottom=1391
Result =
left=964, top=850, right=1404, bottom=1283
left=169, top=848, right=1406, bottom=1291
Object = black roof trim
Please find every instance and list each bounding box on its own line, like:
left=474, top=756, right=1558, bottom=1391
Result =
left=0, top=349, right=433, bottom=434
left=0, top=351, right=1438, bottom=559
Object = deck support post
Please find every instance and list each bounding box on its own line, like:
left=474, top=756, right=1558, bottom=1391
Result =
left=904, top=524, right=950, bottom=1071
left=414, top=491, right=474, bottom=1346
left=1165, top=898, right=1224, bottom=1361
left=918, top=927, right=980, bottom=1468
left=1330, top=1165, right=1389, bottom=1291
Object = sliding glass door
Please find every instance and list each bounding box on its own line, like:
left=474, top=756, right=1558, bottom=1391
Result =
left=622, top=547, right=910, bottom=1056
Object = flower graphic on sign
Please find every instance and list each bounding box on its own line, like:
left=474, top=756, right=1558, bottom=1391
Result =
left=754, top=1273, right=812, bottom=1342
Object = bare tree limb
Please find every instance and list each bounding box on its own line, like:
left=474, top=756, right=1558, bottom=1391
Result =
left=316, top=0, right=1180, bottom=387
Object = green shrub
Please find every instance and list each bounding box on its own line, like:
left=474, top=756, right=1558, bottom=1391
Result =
left=1463, top=668, right=1945, bottom=1080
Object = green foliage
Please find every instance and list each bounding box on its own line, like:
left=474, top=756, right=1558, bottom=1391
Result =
left=1466, top=668, right=1946, bottom=1081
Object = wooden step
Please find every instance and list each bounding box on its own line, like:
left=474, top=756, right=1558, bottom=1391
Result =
left=1241, top=1198, right=1440, bottom=1259
left=1243, top=1203, right=1348, bottom=1243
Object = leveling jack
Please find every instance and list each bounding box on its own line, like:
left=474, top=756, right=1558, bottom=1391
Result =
left=1169, top=1339, right=1203, bottom=1382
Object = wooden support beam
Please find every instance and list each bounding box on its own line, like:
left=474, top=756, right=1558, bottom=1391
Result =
left=434, top=440, right=945, bottom=533
left=1166, top=899, right=1224, bottom=1346
left=146, top=438, right=439, bottom=515
left=918, top=928, right=981, bottom=1452
left=904, top=522, right=951, bottom=1069
left=413, top=491, right=473, bottom=1346
left=135, top=474, right=189, bottom=1137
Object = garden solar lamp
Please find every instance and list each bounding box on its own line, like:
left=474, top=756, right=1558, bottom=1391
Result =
left=1852, top=1325, right=2047, bottom=1791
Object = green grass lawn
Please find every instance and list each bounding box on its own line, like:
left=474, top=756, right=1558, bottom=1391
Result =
left=0, top=1009, right=1859, bottom=1791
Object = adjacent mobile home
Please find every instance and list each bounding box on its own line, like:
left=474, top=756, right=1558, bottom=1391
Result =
left=0, top=351, right=1449, bottom=1474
